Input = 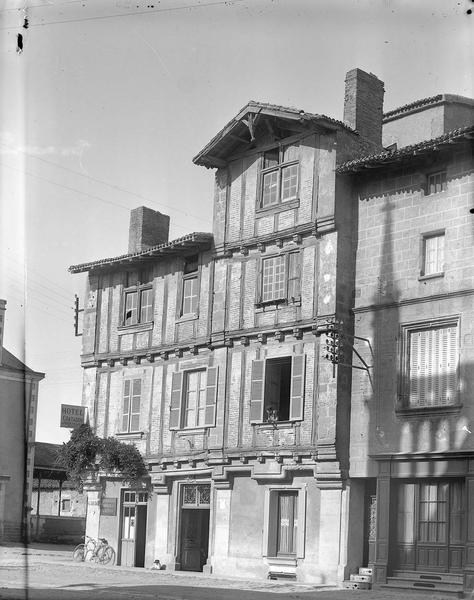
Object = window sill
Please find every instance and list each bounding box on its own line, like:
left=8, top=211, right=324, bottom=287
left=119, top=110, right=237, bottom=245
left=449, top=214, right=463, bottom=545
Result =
left=256, top=198, right=300, bottom=216
left=418, top=272, right=444, bottom=281
left=175, top=427, right=209, bottom=434
left=255, top=298, right=301, bottom=312
left=117, top=322, right=153, bottom=335
left=115, top=431, right=145, bottom=439
left=396, top=404, right=462, bottom=418
left=254, top=421, right=296, bottom=430
left=176, top=313, right=199, bottom=323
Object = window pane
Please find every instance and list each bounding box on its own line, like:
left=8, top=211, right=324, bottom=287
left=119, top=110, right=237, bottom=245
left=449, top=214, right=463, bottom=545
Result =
left=124, top=292, right=138, bottom=325
left=262, top=171, right=279, bottom=207
left=262, top=256, right=286, bottom=302
left=277, top=492, right=297, bottom=555
left=196, top=371, right=207, bottom=426
left=281, top=164, right=298, bottom=200
left=182, top=277, right=198, bottom=315
left=424, top=233, right=444, bottom=275
left=140, top=288, right=153, bottom=322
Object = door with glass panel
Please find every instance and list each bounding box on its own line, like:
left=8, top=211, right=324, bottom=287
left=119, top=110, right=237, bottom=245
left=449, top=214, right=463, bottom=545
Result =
left=119, top=491, right=148, bottom=567
left=276, top=491, right=298, bottom=555
left=394, top=480, right=464, bottom=572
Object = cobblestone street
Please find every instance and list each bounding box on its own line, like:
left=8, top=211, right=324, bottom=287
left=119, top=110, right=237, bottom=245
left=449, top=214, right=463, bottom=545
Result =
left=0, top=544, right=465, bottom=600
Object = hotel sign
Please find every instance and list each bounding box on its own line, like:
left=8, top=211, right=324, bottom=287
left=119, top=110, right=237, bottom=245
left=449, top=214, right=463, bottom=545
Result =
left=60, top=404, right=86, bottom=429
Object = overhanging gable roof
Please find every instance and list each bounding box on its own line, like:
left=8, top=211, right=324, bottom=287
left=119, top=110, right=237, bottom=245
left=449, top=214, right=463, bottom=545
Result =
left=337, top=125, right=474, bottom=173
left=193, top=101, right=356, bottom=169
left=69, top=232, right=213, bottom=274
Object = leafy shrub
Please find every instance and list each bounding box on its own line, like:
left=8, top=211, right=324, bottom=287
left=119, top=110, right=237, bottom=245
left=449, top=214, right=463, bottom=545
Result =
left=57, top=424, right=147, bottom=490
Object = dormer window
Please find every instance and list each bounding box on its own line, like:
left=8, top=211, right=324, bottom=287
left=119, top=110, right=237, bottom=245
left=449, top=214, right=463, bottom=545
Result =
left=260, top=145, right=299, bottom=208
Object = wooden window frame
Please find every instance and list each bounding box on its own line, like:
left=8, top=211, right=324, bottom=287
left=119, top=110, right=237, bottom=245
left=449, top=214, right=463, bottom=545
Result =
left=121, top=378, right=142, bottom=433
left=249, top=354, right=305, bottom=424
left=426, top=170, right=447, bottom=196
left=256, top=251, right=301, bottom=307
left=169, top=366, right=218, bottom=431
left=122, top=270, right=154, bottom=327
left=398, top=317, right=460, bottom=414
left=179, top=255, right=200, bottom=319
left=263, top=486, right=306, bottom=559
left=258, top=145, right=299, bottom=210
left=420, top=230, right=445, bottom=279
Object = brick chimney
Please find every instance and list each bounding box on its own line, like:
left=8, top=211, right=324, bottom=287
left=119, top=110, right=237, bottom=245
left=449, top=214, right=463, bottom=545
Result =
left=128, top=207, right=170, bottom=254
left=0, top=299, right=6, bottom=365
left=343, top=68, right=385, bottom=148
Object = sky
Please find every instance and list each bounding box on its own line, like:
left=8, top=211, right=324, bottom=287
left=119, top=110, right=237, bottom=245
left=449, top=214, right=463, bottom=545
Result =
left=0, top=0, right=473, bottom=443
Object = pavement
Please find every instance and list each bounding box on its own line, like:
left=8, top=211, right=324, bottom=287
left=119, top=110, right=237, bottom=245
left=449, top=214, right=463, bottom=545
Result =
left=0, top=543, right=467, bottom=600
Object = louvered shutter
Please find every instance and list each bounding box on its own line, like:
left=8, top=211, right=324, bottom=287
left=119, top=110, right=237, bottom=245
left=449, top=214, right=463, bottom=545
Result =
left=169, top=371, right=183, bottom=430
left=290, top=354, right=305, bottom=420
left=122, top=380, right=131, bottom=431
left=409, top=325, right=457, bottom=408
left=249, top=360, right=265, bottom=423
left=287, top=252, right=301, bottom=302
left=204, top=366, right=218, bottom=427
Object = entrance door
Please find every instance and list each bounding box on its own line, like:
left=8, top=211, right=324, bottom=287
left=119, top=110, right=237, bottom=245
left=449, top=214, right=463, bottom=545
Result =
left=394, top=480, right=465, bottom=573
left=179, top=483, right=210, bottom=572
left=119, top=491, right=148, bottom=567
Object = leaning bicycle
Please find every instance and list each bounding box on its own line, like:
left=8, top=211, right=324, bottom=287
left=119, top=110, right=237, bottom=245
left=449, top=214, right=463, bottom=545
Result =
left=73, top=535, right=115, bottom=565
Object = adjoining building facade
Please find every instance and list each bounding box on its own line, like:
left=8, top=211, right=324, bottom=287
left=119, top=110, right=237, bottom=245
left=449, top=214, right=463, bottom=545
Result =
left=0, top=299, right=44, bottom=541
left=70, top=70, right=474, bottom=590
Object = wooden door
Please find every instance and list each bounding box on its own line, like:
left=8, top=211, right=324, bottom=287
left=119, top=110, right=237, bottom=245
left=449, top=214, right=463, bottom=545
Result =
left=394, top=480, right=465, bottom=573
left=180, top=509, right=209, bottom=571
left=120, top=503, right=136, bottom=567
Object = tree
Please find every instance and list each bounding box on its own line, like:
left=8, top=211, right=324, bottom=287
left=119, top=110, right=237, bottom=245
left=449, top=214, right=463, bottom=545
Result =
left=57, top=424, right=147, bottom=490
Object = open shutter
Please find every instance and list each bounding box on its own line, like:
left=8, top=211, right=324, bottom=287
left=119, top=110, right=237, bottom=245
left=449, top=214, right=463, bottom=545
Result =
left=287, top=252, right=301, bottom=302
left=122, top=380, right=131, bottom=432
left=290, top=354, right=305, bottom=421
left=169, top=371, right=183, bottom=430
left=204, top=366, right=218, bottom=427
left=249, top=359, right=265, bottom=423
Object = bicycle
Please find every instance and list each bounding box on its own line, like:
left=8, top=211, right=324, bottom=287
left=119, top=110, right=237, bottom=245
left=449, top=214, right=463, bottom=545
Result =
left=72, top=535, right=116, bottom=565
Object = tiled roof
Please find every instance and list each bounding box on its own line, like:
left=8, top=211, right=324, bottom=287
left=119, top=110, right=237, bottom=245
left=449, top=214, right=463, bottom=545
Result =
left=0, top=347, right=44, bottom=377
left=69, top=232, right=213, bottom=273
left=193, top=100, right=356, bottom=168
left=383, top=95, right=443, bottom=120
left=337, top=125, right=474, bottom=173
left=34, top=442, right=64, bottom=470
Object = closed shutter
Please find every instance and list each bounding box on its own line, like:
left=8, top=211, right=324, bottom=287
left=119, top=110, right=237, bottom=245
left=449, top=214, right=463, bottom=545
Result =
left=204, top=366, right=218, bottom=427
left=289, top=354, right=305, bottom=421
left=249, top=359, right=265, bottom=423
left=287, top=252, right=301, bottom=302
left=409, top=325, right=457, bottom=408
left=169, top=371, right=183, bottom=430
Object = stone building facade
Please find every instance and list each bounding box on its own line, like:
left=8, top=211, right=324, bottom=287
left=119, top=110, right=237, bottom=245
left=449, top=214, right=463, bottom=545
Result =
left=70, top=70, right=474, bottom=589
left=0, top=299, right=44, bottom=541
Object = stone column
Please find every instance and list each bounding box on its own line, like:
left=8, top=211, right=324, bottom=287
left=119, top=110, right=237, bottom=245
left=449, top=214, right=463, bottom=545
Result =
left=372, top=460, right=391, bottom=586
left=153, top=486, right=172, bottom=568
left=83, top=480, right=102, bottom=544
left=205, top=482, right=232, bottom=575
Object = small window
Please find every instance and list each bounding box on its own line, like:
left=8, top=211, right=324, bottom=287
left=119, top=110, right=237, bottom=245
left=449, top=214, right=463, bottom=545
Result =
left=427, top=171, right=447, bottom=195
left=249, top=355, right=305, bottom=423
left=422, top=231, right=445, bottom=276
left=259, top=252, right=301, bottom=305
left=260, top=145, right=299, bottom=208
left=169, top=367, right=218, bottom=430
left=61, top=498, right=71, bottom=512
left=181, top=256, right=199, bottom=316
left=276, top=491, right=298, bottom=555
left=123, top=270, right=153, bottom=326
left=402, top=321, right=458, bottom=410
left=121, top=379, right=141, bottom=432
left=264, top=487, right=305, bottom=560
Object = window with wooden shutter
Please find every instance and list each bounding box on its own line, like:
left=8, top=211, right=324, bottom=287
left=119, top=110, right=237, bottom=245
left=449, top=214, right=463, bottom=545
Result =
left=406, top=322, right=458, bottom=409
left=250, top=359, right=265, bottom=423
left=257, top=251, right=301, bottom=306
left=287, top=252, right=301, bottom=303
left=169, top=371, right=183, bottom=430
left=121, top=378, right=141, bottom=432
left=289, top=355, right=305, bottom=421
left=204, top=366, right=218, bottom=427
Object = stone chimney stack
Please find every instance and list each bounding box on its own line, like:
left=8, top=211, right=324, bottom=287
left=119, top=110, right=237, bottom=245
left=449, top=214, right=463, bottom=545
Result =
left=343, top=68, right=385, bottom=148
left=128, top=206, right=170, bottom=254
left=0, top=299, right=6, bottom=365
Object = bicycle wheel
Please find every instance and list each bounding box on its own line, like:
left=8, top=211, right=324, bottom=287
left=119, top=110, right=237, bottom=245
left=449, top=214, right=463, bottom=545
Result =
left=99, top=546, right=115, bottom=565
left=84, top=548, right=95, bottom=562
left=72, top=544, right=85, bottom=562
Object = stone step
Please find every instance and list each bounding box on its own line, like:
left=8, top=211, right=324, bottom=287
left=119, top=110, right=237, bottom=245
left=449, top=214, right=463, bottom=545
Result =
left=350, top=574, right=372, bottom=583
left=343, top=580, right=371, bottom=590
left=358, top=567, right=373, bottom=576
left=382, top=583, right=463, bottom=598
left=392, top=571, right=463, bottom=584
